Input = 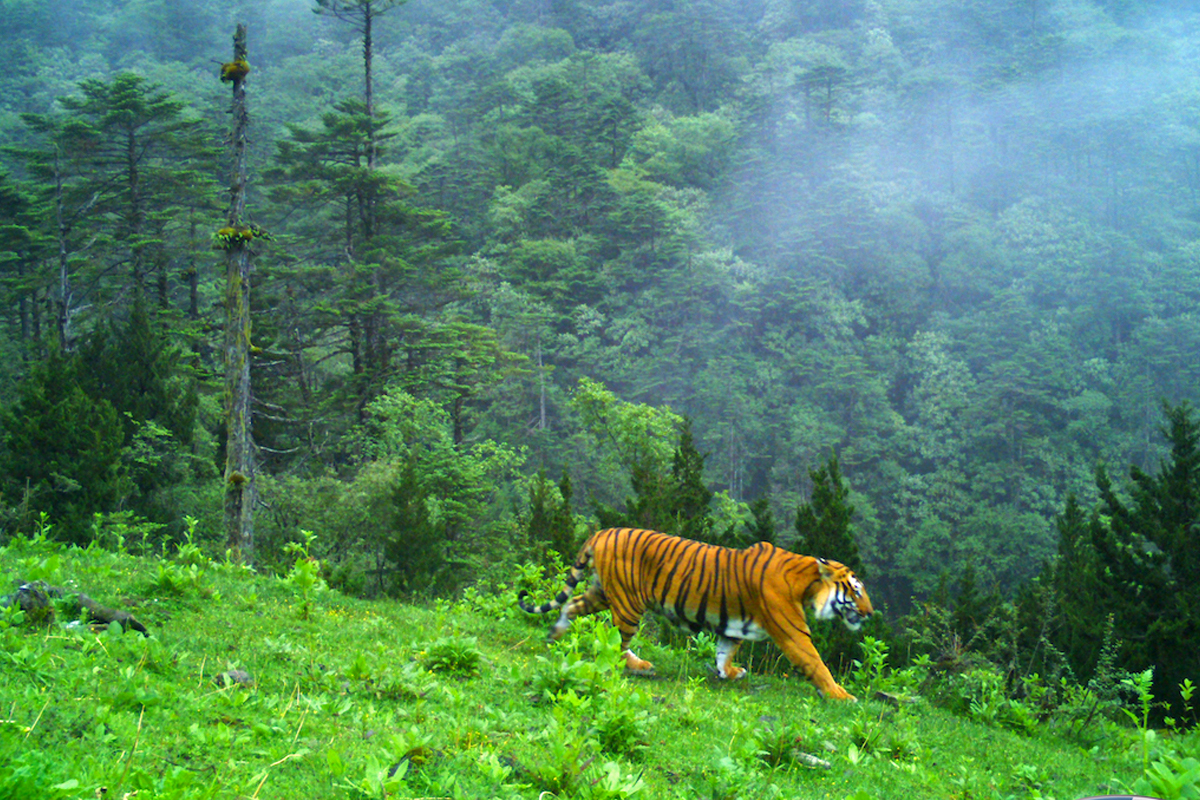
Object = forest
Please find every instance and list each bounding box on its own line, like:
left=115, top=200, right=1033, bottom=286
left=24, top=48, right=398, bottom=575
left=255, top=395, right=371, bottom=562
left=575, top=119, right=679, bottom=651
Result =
left=2, top=0, right=1200, bottom=713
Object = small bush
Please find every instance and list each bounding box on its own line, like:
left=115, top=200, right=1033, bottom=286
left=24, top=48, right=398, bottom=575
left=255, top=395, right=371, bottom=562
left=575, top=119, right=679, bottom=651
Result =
left=934, top=667, right=1038, bottom=735
left=594, top=688, right=657, bottom=759
left=423, top=636, right=484, bottom=676
left=1135, top=752, right=1200, bottom=800
left=530, top=617, right=625, bottom=701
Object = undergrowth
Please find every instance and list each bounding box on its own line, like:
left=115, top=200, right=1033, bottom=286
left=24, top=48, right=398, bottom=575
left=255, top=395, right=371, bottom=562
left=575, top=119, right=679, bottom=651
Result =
left=0, top=532, right=1180, bottom=799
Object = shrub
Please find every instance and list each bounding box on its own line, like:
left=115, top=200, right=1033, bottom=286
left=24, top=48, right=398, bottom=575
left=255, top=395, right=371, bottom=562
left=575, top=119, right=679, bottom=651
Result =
left=423, top=636, right=484, bottom=676
left=594, top=688, right=657, bottom=759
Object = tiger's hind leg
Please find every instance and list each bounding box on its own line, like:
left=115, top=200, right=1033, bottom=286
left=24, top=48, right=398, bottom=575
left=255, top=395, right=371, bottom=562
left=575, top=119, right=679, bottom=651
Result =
left=610, top=603, right=654, bottom=675
left=550, top=578, right=654, bottom=675
left=715, top=636, right=747, bottom=680
left=550, top=580, right=608, bottom=640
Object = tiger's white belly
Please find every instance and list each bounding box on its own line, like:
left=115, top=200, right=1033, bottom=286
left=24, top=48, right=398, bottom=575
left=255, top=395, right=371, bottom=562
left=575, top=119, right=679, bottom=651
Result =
left=720, top=617, right=769, bottom=641
left=656, top=604, right=769, bottom=641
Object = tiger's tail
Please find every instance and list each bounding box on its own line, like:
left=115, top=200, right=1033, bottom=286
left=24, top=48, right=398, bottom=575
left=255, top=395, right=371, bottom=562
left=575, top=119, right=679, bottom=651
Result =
left=517, top=542, right=594, bottom=615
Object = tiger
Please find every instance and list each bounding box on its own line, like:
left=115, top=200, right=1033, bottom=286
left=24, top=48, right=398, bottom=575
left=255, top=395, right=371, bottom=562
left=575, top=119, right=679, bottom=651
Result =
left=518, top=527, right=873, bottom=701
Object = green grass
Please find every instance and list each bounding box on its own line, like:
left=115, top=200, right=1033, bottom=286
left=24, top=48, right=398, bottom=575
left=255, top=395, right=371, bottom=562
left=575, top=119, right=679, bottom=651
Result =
left=0, top=536, right=1158, bottom=799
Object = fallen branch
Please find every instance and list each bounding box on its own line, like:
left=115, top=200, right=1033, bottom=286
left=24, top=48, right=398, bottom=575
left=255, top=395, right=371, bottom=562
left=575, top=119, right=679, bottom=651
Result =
left=2, top=581, right=149, bottom=635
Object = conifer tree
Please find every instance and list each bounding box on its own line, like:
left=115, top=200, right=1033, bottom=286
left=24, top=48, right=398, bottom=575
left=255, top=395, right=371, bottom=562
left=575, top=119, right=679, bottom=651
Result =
left=264, top=102, right=454, bottom=424
left=668, top=417, right=715, bottom=541
left=312, top=0, right=408, bottom=169
left=793, top=451, right=865, bottom=675
left=794, top=452, right=862, bottom=572
left=746, top=495, right=776, bottom=545
left=13, top=72, right=217, bottom=342
left=1051, top=401, right=1200, bottom=715
left=0, top=172, right=42, bottom=356
left=525, top=469, right=575, bottom=561
left=600, top=416, right=716, bottom=541
left=0, top=350, right=127, bottom=542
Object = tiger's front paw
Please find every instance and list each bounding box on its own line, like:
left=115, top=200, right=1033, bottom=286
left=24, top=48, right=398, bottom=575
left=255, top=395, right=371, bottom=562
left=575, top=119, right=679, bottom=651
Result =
left=718, top=665, right=747, bottom=680
left=822, top=684, right=857, bottom=702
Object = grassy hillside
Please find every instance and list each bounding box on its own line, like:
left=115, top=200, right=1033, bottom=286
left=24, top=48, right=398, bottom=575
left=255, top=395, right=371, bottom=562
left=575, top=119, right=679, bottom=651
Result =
left=0, top=534, right=1161, bottom=799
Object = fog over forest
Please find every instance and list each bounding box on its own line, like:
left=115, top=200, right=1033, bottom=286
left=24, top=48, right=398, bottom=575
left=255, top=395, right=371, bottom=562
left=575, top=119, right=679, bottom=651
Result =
left=3, top=0, right=1200, bottom=627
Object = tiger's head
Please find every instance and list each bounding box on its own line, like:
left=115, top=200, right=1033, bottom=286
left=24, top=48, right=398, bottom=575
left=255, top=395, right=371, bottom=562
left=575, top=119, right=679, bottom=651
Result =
left=809, top=559, right=873, bottom=631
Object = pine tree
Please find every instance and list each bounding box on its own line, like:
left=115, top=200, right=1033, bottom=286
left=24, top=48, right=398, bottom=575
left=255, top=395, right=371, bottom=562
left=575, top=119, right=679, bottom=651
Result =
left=0, top=349, right=127, bottom=542
left=1051, top=401, right=1200, bottom=717
left=75, top=297, right=198, bottom=447
left=0, top=172, right=43, bottom=358
left=746, top=495, right=776, bottom=545
left=600, top=416, right=715, bottom=541
left=12, top=72, right=218, bottom=342
left=794, top=452, right=862, bottom=573
left=669, top=417, right=715, bottom=541
left=525, top=469, right=576, bottom=561
left=383, top=458, right=444, bottom=596
left=793, top=451, right=866, bottom=677
left=312, top=0, right=409, bottom=169
left=263, top=101, right=455, bottom=429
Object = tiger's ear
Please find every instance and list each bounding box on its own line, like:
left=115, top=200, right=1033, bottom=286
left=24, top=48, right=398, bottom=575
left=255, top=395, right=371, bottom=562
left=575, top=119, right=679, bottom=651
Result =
left=817, top=558, right=836, bottom=580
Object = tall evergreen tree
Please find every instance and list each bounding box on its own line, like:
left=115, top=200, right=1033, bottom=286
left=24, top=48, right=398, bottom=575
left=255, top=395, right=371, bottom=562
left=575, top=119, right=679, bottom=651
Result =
left=1051, top=401, right=1200, bottom=714
left=599, top=416, right=715, bottom=541
left=312, top=0, right=408, bottom=169
left=746, top=495, right=776, bottom=545
left=0, top=172, right=43, bottom=360
left=794, top=452, right=862, bottom=572
left=793, top=451, right=866, bottom=675
left=76, top=297, right=198, bottom=447
left=0, top=349, right=127, bottom=542
left=12, top=72, right=218, bottom=341
left=264, top=100, right=455, bottom=430
left=525, top=469, right=575, bottom=560
left=667, top=417, right=715, bottom=541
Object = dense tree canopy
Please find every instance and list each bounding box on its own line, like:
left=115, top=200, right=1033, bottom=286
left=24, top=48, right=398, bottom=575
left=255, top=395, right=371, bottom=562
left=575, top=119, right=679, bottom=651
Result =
left=1, top=1, right=1199, bottom=668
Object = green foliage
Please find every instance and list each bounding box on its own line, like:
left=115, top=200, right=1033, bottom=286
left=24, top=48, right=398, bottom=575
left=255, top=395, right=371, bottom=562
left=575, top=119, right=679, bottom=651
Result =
left=422, top=635, right=484, bottom=675
left=594, top=689, right=656, bottom=760
left=576, top=384, right=723, bottom=542
left=616, top=415, right=716, bottom=540
left=744, top=495, right=777, bottom=545
left=259, top=94, right=459, bottom=421
left=171, top=516, right=208, bottom=567
left=742, top=710, right=821, bottom=769
left=530, top=617, right=627, bottom=701
left=256, top=389, right=527, bottom=598
left=523, top=468, right=576, bottom=562
left=1135, top=752, right=1200, bottom=800
left=794, top=451, right=865, bottom=674
left=0, top=351, right=128, bottom=542
left=1121, top=668, right=1156, bottom=771
left=283, top=529, right=326, bottom=620
left=12, top=71, right=218, bottom=332
left=0, top=295, right=210, bottom=544
left=850, top=635, right=889, bottom=697
left=7, top=0, right=1200, bottom=761
left=571, top=377, right=683, bottom=515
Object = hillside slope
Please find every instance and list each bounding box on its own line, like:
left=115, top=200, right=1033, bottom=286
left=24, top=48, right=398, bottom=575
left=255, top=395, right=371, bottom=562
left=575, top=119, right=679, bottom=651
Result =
left=0, top=536, right=1146, bottom=799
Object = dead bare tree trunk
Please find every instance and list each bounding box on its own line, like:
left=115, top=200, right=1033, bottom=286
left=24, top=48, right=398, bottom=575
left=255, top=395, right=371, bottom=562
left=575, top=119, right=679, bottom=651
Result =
left=52, top=145, right=74, bottom=349
left=222, top=24, right=256, bottom=561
